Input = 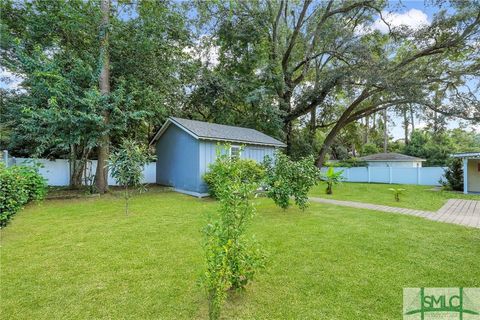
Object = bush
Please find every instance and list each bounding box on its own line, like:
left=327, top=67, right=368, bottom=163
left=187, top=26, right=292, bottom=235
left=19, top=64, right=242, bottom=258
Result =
left=0, top=163, right=47, bottom=227
left=325, top=158, right=367, bottom=168
left=202, top=146, right=266, bottom=319
left=203, top=147, right=265, bottom=199
left=361, top=143, right=380, bottom=156
left=263, top=152, right=321, bottom=210
left=16, top=164, right=48, bottom=201
left=442, top=158, right=463, bottom=191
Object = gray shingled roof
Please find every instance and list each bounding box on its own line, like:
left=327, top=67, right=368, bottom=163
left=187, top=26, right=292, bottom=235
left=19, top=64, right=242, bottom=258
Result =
left=452, top=152, right=480, bottom=158
left=152, top=117, right=286, bottom=147
left=359, top=152, right=426, bottom=161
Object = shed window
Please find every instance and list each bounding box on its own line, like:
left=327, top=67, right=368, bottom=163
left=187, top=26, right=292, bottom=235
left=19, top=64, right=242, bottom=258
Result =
left=230, top=145, right=241, bottom=159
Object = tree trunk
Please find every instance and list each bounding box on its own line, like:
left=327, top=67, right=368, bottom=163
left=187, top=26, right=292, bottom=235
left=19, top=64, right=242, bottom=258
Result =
left=309, top=107, right=316, bottom=144
left=69, top=145, right=78, bottom=188
left=364, top=115, right=369, bottom=144
left=403, top=107, right=409, bottom=145
left=326, top=182, right=332, bottom=195
left=69, top=145, right=89, bottom=189
left=383, top=109, right=388, bottom=153
left=284, top=121, right=293, bottom=155
left=316, top=122, right=343, bottom=167
left=410, top=106, right=415, bottom=133
left=71, top=161, right=85, bottom=188
left=433, top=111, right=438, bottom=134
left=282, top=92, right=293, bottom=154
left=315, top=88, right=371, bottom=167
left=95, top=0, right=110, bottom=194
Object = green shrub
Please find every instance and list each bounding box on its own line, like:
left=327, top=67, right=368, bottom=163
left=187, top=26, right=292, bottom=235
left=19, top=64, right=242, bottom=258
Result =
left=16, top=164, right=48, bottom=201
left=203, top=146, right=265, bottom=199
left=263, top=152, right=321, bottom=210
left=442, top=158, right=463, bottom=191
left=0, top=163, right=47, bottom=227
left=325, top=158, right=367, bottom=168
left=361, top=143, right=380, bottom=156
left=202, top=146, right=266, bottom=319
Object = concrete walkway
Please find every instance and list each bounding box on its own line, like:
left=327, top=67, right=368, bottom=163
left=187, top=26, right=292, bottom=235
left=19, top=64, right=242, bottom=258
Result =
left=309, top=197, right=480, bottom=228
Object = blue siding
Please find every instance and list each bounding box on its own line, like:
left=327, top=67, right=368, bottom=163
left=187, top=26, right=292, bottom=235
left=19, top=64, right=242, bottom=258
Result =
left=198, top=141, right=276, bottom=193
left=156, top=124, right=278, bottom=195
left=156, top=125, right=200, bottom=192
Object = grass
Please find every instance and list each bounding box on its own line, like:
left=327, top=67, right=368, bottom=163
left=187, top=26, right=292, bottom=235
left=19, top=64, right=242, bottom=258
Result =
left=310, top=182, right=480, bottom=211
left=1, top=189, right=479, bottom=319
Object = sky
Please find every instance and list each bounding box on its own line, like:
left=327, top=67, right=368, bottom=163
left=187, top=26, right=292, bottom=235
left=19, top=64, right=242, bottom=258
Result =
left=367, top=1, right=479, bottom=139
left=1, top=0, right=478, bottom=140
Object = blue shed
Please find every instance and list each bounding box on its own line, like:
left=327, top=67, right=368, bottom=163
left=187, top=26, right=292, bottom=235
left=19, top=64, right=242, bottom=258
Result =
left=150, top=117, right=286, bottom=197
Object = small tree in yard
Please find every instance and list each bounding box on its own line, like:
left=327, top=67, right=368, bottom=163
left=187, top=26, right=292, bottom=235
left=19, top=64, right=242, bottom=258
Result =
left=263, top=152, right=321, bottom=210
left=109, top=139, right=155, bottom=215
left=442, top=158, right=464, bottom=191
left=202, top=148, right=266, bottom=320
left=323, top=167, right=344, bottom=195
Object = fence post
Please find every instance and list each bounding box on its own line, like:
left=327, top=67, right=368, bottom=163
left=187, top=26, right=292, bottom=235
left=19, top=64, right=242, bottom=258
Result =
left=367, top=166, right=371, bottom=183
left=346, top=168, right=350, bottom=182
left=416, top=166, right=421, bottom=185
left=3, top=150, right=8, bottom=167
left=389, top=166, right=392, bottom=184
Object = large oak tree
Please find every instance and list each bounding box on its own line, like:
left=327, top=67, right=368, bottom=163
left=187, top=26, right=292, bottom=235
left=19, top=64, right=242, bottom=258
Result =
left=193, top=0, right=480, bottom=165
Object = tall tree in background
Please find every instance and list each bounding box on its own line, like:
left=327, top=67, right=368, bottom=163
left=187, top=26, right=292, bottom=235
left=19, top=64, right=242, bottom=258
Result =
left=402, top=105, right=410, bottom=145
left=1, top=0, right=192, bottom=188
left=96, top=0, right=111, bottom=193
left=1, top=0, right=479, bottom=172
left=404, top=128, right=480, bottom=166
left=195, top=0, right=480, bottom=165
left=1, top=0, right=105, bottom=187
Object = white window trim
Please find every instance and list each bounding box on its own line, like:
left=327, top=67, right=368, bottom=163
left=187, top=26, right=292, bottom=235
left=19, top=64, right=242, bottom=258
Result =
left=229, top=145, right=242, bottom=158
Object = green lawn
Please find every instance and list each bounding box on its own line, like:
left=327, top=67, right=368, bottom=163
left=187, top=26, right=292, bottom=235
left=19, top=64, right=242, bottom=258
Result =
left=310, top=182, right=480, bottom=211
left=1, top=189, right=479, bottom=319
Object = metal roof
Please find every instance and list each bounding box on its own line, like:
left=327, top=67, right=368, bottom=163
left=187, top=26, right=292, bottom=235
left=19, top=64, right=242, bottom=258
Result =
left=150, top=117, right=286, bottom=147
left=359, top=152, right=426, bottom=162
left=452, top=152, right=480, bottom=158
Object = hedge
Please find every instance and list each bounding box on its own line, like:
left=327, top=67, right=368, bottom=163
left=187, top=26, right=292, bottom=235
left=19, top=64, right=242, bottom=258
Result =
left=0, top=163, right=47, bottom=227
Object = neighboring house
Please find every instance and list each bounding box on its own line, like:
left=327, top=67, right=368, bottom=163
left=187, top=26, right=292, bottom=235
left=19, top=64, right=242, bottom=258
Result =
left=453, top=152, right=480, bottom=194
left=359, top=152, right=426, bottom=167
left=149, top=117, right=286, bottom=197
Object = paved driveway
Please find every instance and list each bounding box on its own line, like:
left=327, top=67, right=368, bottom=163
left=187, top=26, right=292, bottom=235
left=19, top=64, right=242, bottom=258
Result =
left=310, top=197, right=480, bottom=228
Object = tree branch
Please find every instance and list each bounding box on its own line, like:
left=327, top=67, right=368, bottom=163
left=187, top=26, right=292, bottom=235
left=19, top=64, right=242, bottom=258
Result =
left=281, top=0, right=312, bottom=72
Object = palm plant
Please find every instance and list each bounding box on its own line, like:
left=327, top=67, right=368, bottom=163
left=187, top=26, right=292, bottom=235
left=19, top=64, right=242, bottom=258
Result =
left=323, top=167, right=344, bottom=195
left=388, top=188, right=406, bottom=202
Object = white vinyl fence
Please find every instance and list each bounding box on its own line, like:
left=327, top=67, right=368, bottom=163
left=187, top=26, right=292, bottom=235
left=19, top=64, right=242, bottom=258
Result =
left=7, top=157, right=156, bottom=186
left=2, top=151, right=445, bottom=187
left=321, top=166, right=446, bottom=186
